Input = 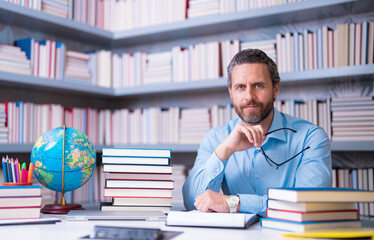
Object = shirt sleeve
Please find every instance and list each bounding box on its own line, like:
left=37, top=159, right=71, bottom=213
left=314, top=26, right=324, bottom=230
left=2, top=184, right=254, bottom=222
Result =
left=294, top=126, right=332, bottom=188
left=182, top=129, right=228, bottom=211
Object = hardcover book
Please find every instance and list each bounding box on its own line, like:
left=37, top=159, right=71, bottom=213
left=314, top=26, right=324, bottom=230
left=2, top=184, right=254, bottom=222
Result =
left=260, top=218, right=362, bottom=232
left=267, top=188, right=374, bottom=202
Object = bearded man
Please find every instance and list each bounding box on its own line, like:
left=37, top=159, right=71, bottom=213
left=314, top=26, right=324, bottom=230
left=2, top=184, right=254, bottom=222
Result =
left=182, top=49, right=332, bottom=215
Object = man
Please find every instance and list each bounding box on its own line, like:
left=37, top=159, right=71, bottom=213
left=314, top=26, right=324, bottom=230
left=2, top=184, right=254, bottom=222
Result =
left=182, top=49, right=332, bottom=215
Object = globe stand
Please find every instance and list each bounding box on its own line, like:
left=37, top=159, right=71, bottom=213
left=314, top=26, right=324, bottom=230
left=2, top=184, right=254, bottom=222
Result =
left=41, top=124, right=85, bottom=215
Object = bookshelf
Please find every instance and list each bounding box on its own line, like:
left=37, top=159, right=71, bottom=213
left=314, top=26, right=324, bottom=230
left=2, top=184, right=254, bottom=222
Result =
left=0, top=0, right=373, bottom=154
left=0, top=141, right=373, bottom=153
left=1, top=0, right=373, bottom=47
left=1, top=65, right=374, bottom=97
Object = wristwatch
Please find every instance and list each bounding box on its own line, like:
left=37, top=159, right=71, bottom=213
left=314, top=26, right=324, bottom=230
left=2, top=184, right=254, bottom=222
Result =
left=226, top=195, right=240, bottom=213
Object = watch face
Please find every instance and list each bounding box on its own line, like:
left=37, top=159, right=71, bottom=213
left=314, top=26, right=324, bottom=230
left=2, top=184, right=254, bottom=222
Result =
left=228, top=196, right=239, bottom=206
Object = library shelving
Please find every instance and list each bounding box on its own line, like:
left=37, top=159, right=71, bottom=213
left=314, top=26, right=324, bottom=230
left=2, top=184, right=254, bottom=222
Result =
left=0, top=141, right=373, bottom=154
left=1, top=65, right=374, bottom=97
left=0, top=0, right=373, bottom=156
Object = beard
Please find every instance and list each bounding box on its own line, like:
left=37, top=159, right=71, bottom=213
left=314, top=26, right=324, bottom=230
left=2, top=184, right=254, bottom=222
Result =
left=234, top=98, right=274, bottom=124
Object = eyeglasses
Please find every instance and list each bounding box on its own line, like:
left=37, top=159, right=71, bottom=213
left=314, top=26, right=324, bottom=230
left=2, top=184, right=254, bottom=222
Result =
left=260, top=128, right=310, bottom=169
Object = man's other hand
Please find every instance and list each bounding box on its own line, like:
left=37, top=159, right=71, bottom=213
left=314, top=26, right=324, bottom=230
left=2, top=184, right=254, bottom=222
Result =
left=194, top=190, right=230, bottom=213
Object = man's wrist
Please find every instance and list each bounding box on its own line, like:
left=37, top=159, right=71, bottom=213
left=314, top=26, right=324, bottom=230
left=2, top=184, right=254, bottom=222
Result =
left=215, top=143, right=234, bottom=161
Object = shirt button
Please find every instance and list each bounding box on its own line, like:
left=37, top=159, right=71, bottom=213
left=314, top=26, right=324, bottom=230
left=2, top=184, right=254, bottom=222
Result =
left=256, top=174, right=260, bottom=178
left=216, top=168, right=219, bottom=172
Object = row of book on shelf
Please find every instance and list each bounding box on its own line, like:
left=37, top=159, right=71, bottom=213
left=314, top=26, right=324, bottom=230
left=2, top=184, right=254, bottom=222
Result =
left=1, top=21, right=373, bottom=88
left=261, top=187, right=374, bottom=232
left=3, top=0, right=299, bottom=31
left=1, top=96, right=373, bottom=145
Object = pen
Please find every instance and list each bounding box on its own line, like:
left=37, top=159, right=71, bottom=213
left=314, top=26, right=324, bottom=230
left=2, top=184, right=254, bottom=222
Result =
left=21, top=162, right=26, bottom=183
left=22, top=168, right=28, bottom=184
left=2, top=157, right=7, bottom=183
left=27, top=162, right=34, bottom=183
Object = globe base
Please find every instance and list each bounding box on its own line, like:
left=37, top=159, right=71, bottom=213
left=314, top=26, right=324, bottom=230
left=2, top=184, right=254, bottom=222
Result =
left=41, top=204, right=85, bottom=214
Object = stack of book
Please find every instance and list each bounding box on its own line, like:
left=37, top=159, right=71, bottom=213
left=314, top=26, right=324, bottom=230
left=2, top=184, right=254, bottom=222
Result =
left=0, top=44, right=32, bottom=75
left=0, top=103, right=7, bottom=144
left=64, top=50, right=91, bottom=82
left=179, top=108, right=211, bottom=144
left=101, top=148, right=173, bottom=213
left=41, top=0, right=72, bottom=19
left=0, top=186, right=42, bottom=220
left=187, top=0, right=220, bottom=18
left=260, top=188, right=374, bottom=232
left=330, top=96, right=374, bottom=141
left=143, top=51, right=172, bottom=85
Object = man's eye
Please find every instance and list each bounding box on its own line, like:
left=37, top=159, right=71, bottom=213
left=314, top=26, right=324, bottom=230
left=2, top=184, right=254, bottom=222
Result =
left=255, top=84, right=263, bottom=88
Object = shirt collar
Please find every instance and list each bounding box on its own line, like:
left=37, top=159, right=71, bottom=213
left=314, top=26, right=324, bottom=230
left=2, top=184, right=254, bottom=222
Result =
left=266, top=107, right=287, bottom=142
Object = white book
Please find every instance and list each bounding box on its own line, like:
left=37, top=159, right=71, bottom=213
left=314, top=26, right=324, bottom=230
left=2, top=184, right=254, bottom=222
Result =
left=166, top=211, right=259, bottom=229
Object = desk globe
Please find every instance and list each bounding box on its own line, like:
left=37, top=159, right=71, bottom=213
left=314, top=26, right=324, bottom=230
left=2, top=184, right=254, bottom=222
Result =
left=31, top=125, right=96, bottom=214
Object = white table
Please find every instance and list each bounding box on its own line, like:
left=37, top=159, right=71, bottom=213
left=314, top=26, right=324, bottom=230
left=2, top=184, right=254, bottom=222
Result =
left=0, top=218, right=285, bottom=240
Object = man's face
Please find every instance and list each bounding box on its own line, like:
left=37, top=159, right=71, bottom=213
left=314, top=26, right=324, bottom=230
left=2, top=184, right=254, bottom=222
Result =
left=228, top=63, right=280, bottom=124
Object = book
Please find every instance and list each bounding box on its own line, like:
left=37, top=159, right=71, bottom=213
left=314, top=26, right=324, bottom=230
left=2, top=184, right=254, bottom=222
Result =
left=260, top=218, right=362, bottom=232
left=0, top=196, right=42, bottom=208
left=266, top=209, right=359, bottom=222
left=112, top=197, right=172, bottom=206
left=104, top=188, right=172, bottom=198
left=0, top=186, right=42, bottom=197
left=102, top=156, right=170, bottom=165
left=102, top=148, right=171, bottom=158
left=103, top=164, right=173, bottom=174
left=105, top=179, right=174, bottom=189
left=267, top=188, right=374, bottom=202
left=0, top=217, right=60, bottom=226
left=108, top=172, right=172, bottom=180
left=166, top=211, right=259, bottom=229
left=267, top=200, right=357, bottom=212
left=0, top=206, right=41, bottom=220
left=100, top=202, right=171, bottom=213
left=281, top=229, right=374, bottom=239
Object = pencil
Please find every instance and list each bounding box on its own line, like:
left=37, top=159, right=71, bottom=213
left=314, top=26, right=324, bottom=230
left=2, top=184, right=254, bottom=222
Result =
left=10, top=158, right=16, bottom=183
left=2, top=157, right=7, bottom=183
left=6, top=156, right=12, bottom=183
left=14, top=158, right=19, bottom=183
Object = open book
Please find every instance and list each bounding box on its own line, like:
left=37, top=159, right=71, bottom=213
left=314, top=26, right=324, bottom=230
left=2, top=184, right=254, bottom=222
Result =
left=166, top=211, right=259, bottom=229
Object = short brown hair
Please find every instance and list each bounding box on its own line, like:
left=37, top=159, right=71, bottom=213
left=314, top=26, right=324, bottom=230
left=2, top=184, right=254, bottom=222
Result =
left=227, top=48, right=280, bottom=88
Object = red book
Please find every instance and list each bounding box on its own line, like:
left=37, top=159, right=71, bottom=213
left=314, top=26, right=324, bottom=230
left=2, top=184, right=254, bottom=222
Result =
left=266, top=208, right=359, bottom=222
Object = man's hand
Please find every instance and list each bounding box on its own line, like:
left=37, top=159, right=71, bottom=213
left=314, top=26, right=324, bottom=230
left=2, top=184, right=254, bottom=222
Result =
left=194, top=190, right=231, bottom=213
left=216, top=123, right=266, bottom=161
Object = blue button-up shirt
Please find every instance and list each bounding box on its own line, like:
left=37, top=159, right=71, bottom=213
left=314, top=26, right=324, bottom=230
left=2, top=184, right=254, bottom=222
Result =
left=182, top=108, right=332, bottom=215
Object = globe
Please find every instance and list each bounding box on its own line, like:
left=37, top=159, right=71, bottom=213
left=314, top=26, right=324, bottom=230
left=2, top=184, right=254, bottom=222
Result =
left=30, top=127, right=96, bottom=194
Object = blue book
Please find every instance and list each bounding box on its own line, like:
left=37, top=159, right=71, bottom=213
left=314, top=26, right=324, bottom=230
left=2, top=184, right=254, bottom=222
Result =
left=15, top=38, right=34, bottom=60
left=317, top=28, right=323, bottom=69
left=268, top=187, right=374, bottom=202
left=260, top=218, right=362, bottom=232
left=0, top=185, right=42, bottom=197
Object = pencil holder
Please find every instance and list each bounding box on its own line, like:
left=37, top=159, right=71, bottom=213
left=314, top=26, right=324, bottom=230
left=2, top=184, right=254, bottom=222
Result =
left=3, top=182, right=33, bottom=186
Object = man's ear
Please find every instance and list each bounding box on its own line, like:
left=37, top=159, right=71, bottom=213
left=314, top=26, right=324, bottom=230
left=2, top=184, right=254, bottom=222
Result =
left=228, top=86, right=233, bottom=101
left=273, top=81, right=280, bottom=99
